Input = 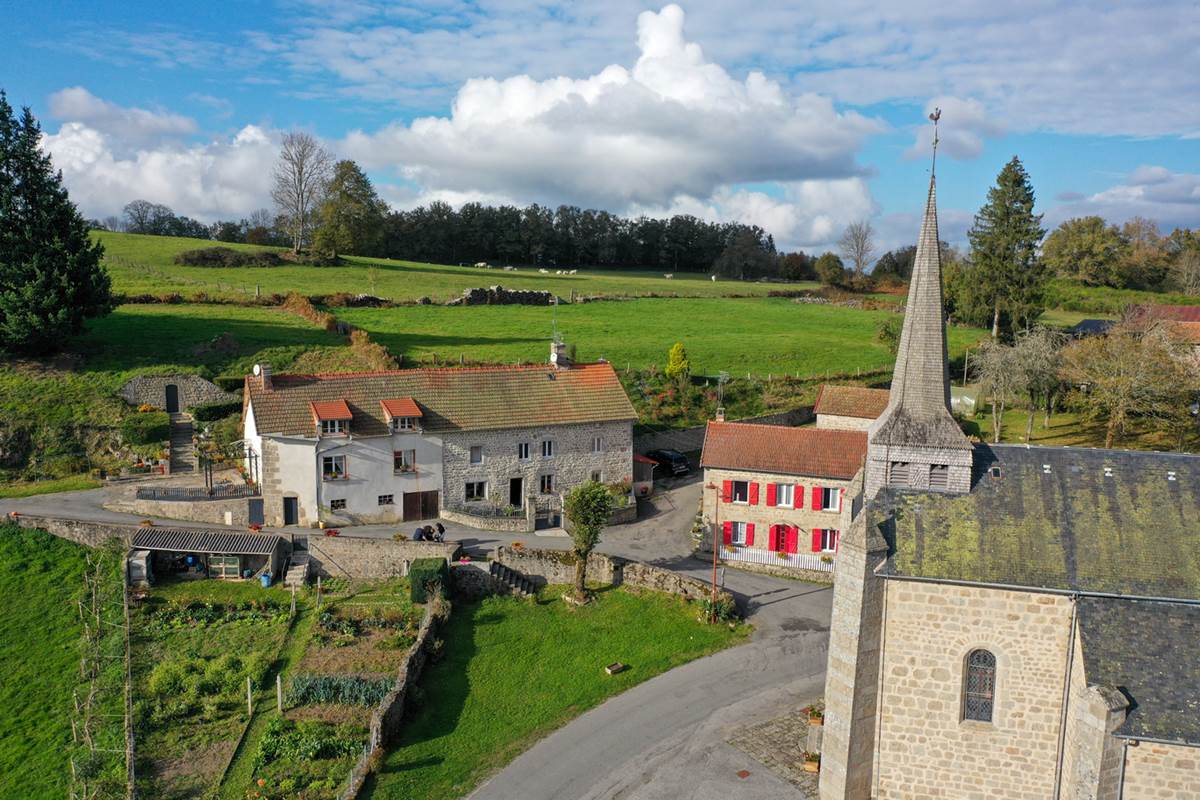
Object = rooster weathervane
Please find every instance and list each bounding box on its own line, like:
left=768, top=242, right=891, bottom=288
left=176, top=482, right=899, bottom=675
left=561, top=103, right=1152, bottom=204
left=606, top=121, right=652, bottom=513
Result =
left=929, top=107, right=941, bottom=175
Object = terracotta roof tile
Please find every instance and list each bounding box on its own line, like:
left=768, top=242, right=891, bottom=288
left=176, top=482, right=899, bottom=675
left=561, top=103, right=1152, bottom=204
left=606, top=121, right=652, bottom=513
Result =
left=310, top=399, right=353, bottom=421
left=380, top=397, right=422, bottom=418
left=248, top=362, right=636, bottom=437
left=700, top=421, right=867, bottom=480
left=1135, top=305, right=1200, bottom=323
left=814, top=384, right=891, bottom=420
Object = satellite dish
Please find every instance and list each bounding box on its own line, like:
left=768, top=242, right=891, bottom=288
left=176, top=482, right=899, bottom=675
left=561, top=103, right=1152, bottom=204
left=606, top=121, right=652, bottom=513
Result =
left=253, top=364, right=262, bottom=376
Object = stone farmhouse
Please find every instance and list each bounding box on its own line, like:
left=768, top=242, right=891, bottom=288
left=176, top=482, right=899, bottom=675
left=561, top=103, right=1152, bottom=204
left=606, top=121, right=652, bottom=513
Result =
left=699, top=421, right=864, bottom=577
left=819, top=172, right=1200, bottom=798
left=242, top=343, right=637, bottom=528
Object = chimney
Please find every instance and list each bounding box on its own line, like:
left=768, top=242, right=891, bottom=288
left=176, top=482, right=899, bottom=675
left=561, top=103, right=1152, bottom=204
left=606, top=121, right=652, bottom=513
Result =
left=254, top=363, right=272, bottom=391
left=550, top=340, right=573, bottom=369
left=715, top=407, right=726, bottom=422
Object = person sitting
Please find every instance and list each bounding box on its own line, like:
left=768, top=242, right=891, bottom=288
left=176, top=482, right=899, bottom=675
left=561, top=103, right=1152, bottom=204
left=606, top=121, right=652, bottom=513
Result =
left=413, top=526, right=425, bottom=541
left=423, top=525, right=435, bottom=541
left=434, top=522, right=446, bottom=542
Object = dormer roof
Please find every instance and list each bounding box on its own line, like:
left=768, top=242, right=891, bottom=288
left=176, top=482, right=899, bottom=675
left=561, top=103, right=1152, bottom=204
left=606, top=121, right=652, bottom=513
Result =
left=380, top=397, right=422, bottom=419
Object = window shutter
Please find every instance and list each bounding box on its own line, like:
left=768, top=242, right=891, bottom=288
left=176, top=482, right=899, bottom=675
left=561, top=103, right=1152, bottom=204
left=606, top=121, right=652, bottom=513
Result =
left=768, top=525, right=779, bottom=551
left=722, top=480, right=732, bottom=503
left=812, top=486, right=822, bottom=509
left=745, top=523, right=755, bottom=546
left=722, top=521, right=733, bottom=545
left=838, top=488, right=845, bottom=512
left=766, top=483, right=777, bottom=507
left=811, top=528, right=822, bottom=552
left=785, top=526, right=799, bottom=554
left=796, top=486, right=804, bottom=509
left=749, top=482, right=760, bottom=505
left=834, top=530, right=841, bottom=552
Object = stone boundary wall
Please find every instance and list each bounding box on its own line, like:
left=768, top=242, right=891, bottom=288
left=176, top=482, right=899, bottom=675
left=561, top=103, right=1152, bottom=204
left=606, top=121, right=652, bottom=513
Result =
left=104, top=496, right=252, bottom=527
left=634, top=407, right=814, bottom=456
left=341, top=597, right=451, bottom=799
left=445, top=285, right=560, bottom=306
left=720, top=559, right=835, bottom=585
left=306, top=535, right=459, bottom=580
left=4, top=513, right=137, bottom=548
left=440, top=506, right=533, bottom=533
left=119, top=374, right=236, bottom=410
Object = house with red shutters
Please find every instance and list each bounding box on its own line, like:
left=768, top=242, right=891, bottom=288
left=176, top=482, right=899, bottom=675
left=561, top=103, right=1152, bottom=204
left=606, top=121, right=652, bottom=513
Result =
left=699, top=421, right=866, bottom=576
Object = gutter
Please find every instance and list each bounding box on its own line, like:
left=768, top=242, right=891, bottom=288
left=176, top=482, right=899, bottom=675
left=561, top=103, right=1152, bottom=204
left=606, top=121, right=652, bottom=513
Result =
left=879, top=571, right=1200, bottom=608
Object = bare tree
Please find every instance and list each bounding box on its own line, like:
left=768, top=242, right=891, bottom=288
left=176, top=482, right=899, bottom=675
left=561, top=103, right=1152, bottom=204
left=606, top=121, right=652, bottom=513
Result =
left=839, top=220, right=876, bottom=278
left=975, top=339, right=1024, bottom=443
left=1011, top=327, right=1067, bottom=440
left=1172, top=247, right=1200, bottom=296
left=271, top=132, right=332, bottom=254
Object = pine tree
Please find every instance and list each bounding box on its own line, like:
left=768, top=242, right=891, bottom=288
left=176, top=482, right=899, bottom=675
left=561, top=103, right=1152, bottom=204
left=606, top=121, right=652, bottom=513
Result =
left=967, top=156, right=1046, bottom=341
left=313, top=159, right=387, bottom=259
left=0, top=91, right=112, bottom=355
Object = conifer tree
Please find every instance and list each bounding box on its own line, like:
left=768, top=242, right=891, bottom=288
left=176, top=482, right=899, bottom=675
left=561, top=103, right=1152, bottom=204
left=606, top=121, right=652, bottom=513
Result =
left=967, top=156, right=1046, bottom=341
left=0, top=91, right=112, bottom=354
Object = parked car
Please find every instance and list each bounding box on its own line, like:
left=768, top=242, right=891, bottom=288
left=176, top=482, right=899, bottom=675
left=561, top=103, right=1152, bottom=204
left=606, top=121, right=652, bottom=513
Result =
left=645, top=449, right=690, bottom=476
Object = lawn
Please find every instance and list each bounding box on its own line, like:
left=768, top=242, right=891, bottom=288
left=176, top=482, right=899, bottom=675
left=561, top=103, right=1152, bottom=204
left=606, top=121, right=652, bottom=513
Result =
left=361, top=586, right=749, bottom=800
left=961, top=404, right=1198, bottom=451
left=341, top=297, right=987, bottom=377
left=0, top=525, right=101, bottom=798
left=95, top=230, right=810, bottom=303
left=0, top=474, right=101, bottom=497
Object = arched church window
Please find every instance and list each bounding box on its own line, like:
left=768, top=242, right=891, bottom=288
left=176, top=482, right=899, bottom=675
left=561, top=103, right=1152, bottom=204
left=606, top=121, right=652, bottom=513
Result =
left=963, top=649, right=996, bottom=722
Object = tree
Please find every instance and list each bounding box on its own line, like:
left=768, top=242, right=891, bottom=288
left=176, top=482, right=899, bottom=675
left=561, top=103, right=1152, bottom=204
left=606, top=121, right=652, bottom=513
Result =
left=313, top=160, right=387, bottom=259
left=1011, top=327, right=1067, bottom=440
left=1041, top=216, right=1127, bottom=286
left=967, top=157, right=1047, bottom=341
left=272, top=131, right=332, bottom=254
left=665, top=342, right=690, bottom=382
left=0, top=91, right=113, bottom=355
left=872, top=245, right=916, bottom=282
left=1116, top=217, right=1170, bottom=289
left=1168, top=228, right=1200, bottom=295
left=974, top=339, right=1024, bottom=442
left=563, top=481, right=614, bottom=602
left=778, top=251, right=814, bottom=281
left=814, top=252, right=846, bottom=286
left=876, top=317, right=902, bottom=355
left=1060, top=320, right=1194, bottom=448
left=839, top=220, right=875, bottom=278
left=711, top=230, right=775, bottom=280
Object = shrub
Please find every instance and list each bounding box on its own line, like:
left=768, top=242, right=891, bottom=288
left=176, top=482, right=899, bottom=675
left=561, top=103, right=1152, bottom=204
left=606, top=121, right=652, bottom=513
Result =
left=409, top=558, right=449, bottom=604
left=121, top=411, right=169, bottom=445
left=174, top=247, right=283, bottom=267
left=191, top=400, right=242, bottom=421
left=281, top=292, right=338, bottom=331
left=213, top=374, right=245, bottom=392
left=287, top=674, right=393, bottom=707
left=699, top=595, right=739, bottom=622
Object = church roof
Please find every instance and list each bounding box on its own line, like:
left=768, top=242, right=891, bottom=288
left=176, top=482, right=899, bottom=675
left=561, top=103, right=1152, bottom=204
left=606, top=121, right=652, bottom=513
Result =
left=881, top=444, right=1200, bottom=600
left=1078, top=598, right=1200, bottom=745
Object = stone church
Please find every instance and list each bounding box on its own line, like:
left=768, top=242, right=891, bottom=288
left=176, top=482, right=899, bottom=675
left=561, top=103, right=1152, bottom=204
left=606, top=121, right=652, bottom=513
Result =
left=819, top=172, right=1200, bottom=798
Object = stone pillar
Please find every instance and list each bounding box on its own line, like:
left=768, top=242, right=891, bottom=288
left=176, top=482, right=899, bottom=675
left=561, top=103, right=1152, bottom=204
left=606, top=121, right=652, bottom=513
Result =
left=1065, top=684, right=1129, bottom=800
left=819, top=507, right=889, bottom=800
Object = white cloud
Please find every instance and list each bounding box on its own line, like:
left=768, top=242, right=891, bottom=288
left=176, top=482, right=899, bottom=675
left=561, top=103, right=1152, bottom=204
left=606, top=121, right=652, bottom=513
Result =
left=903, top=96, right=1005, bottom=162
left=1047, top=165, right=1200, bottom=231
left=48, top=87, right=196, bottom=146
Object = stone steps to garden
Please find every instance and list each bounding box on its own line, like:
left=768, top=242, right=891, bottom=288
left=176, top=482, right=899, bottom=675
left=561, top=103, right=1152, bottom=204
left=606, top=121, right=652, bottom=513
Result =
left=168, top=413, right=195, bottom=474
left=489, top=560, right=536, bottom=596
left=284, top=551, right=310, bottom=587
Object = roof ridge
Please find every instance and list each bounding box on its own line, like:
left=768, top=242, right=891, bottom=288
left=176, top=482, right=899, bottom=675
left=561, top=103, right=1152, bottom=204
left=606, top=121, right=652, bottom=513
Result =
left=989, top=442, right=1200, bottom=461
left=708, top=420, right=867, bottom=438
left=271, top=361, right=616, bottom=381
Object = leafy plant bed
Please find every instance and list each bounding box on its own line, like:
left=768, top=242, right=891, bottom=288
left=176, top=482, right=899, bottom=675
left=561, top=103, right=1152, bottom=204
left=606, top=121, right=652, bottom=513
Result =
left=301, top=582, right=422, bottom=674
left=361, top=586, right=749, bottom=800
left=248, top=717, right=368, bottom=800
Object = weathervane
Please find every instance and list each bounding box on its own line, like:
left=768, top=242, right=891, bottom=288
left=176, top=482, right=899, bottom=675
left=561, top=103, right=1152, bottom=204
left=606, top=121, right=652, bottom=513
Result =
left=929, top=106, right=942, bottom=176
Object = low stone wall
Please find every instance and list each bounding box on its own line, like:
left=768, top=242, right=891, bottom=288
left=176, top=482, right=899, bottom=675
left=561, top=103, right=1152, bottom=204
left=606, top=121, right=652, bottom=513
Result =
left=440, top=506, right=533, bottom=533
left=450, top=563, right=506, bottom=599
left=306, top=535, right=459, bottom=580
left=104, top=495, right=252, bottom=527
left=720, top=559, right=835, bottom=584
left=4, top=513, right=137, bottom=548
left=445, top=285, right=560, bottom=306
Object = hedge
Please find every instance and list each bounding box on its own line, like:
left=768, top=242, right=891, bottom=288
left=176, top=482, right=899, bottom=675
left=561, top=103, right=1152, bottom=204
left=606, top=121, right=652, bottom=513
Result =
left=409, top=558, right=449, bottom=604
left=191, top=400, right=242, bottom=421
left=174, top=247, right=283, bottom=267
left=121, top=412, right=170, bottom=445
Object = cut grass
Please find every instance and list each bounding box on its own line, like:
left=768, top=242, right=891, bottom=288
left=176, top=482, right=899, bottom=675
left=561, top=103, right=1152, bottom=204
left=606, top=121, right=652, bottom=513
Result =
left=962, top=406, right=1199, bottom=451
left=0, top=526, right=91, bottom=799
left=340, top=297, right=987, bottom=377
left=361, top=586, right=749, bottom=800
left=0, top=474, right=100, bottom=497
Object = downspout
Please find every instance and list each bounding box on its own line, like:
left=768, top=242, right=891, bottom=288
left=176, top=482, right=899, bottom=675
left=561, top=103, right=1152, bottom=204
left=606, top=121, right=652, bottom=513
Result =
left=1116, top=739, right=1129, bottom=800
left=873, top=574, right=890, bottom=798
left=1053, top=592, right=1080, bottom=800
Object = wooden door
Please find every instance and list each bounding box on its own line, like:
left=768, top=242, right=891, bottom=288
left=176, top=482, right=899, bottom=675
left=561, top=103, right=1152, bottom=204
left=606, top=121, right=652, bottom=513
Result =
left=403, top=492, right=422, bottom=521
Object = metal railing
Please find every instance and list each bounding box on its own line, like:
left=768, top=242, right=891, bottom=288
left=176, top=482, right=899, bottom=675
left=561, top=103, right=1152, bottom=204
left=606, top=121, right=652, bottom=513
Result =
left=136, top=484, right=260, bottom=501
left=719, top=544, right=834, bottom=573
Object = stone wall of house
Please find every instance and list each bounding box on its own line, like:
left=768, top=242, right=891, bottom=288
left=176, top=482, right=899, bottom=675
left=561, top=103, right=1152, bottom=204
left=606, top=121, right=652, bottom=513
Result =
left=6, top=513, right=137, bottom=548
left=305, top=534, right=459, bottom=580
left=1062, top=670, right=1128, bottom=800
left=441, top=420, right=632, bottom=509
left=1120, top=740, right=1200, bottom=798
left=119, top=374, right=236, bottom=410
left=870, top=581, right=1076, bottom=800
left=815, top=413, right=872, bottom=431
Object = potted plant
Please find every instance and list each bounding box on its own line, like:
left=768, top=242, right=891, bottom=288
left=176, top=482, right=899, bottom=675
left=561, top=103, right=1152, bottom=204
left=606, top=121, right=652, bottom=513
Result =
left=820, top=554, right=834, bottom=565
left=802, top=751, right=821, bottom=772
left=808, top=702, right=824, bottom=725
left=776, top=550, right=788, bottom=560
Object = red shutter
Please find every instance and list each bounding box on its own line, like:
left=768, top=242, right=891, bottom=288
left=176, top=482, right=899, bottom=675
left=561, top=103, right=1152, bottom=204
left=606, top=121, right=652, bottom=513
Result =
left=766, top=483, right=777, bottom=507
left=745, top=523, right=755, bottom=546
left=838, top=488, right=845, bottom=512
left=811, top=528, right=822, bottom=552
left=812, top=486, right=823, bottom=510
left=796, top=485, right=804, bottom=509
left=749, top=482, right=760, bottom=505
left=768, top=525, right=779, bottom=551
left=722, top=480, right=732, bottom=503
left=785, top=526, right=799, bottom=554
left=722, top=521, right=733, bottom=545
left=834, top=530, right=841, bottom=552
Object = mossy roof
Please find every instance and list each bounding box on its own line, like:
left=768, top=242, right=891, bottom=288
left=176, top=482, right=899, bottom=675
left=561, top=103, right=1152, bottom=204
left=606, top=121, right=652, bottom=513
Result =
left=881, top=444, right=1200, bottom=600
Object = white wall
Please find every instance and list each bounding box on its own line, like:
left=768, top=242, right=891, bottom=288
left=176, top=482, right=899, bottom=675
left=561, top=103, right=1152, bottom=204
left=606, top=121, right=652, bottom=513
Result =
left=313, top=431, right=444, bottom=525
left=243, top=402, right=263, bottom=484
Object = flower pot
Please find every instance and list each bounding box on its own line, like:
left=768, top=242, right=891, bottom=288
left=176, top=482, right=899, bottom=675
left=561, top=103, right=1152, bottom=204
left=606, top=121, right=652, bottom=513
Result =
left=809, top=716, right=824, bottom=726
left=803, top=759, right=820, bottom=773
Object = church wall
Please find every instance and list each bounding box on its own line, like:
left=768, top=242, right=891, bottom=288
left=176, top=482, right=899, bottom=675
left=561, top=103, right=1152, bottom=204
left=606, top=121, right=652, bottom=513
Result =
left=874, top=580, right=1075, bottom=799
left=1121, top=740, right=1200, bottom=799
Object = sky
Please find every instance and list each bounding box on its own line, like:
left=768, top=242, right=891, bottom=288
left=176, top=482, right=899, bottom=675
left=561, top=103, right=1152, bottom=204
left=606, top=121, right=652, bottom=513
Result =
left=3, top=0, right=1199, bottom=253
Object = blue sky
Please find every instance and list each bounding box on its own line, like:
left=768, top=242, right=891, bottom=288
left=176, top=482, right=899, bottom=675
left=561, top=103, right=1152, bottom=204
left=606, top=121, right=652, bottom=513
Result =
left=4, top=1, right=1198, bottom=252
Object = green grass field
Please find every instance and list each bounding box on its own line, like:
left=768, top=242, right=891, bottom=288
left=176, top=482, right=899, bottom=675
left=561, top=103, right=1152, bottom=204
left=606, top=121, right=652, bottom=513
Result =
left=362, top=586, right=748, bottom=800
left=0, top=526, right=93, bottom=798
left=95, top=231, right=810, bottom=303
left=340, top=298, right=986, bottom=377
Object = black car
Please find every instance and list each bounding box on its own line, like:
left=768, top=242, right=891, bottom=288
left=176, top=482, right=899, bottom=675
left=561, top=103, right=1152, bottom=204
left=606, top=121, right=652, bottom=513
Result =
left=645, top=449, right=690, bottom=476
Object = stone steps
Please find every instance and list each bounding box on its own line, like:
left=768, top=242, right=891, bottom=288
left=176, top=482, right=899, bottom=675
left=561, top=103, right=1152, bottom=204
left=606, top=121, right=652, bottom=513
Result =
left=168, top=413, right=195, bottom=474
left=284, top=552, right=310, bottom=587
left=489, top=560, right=536, bottom=596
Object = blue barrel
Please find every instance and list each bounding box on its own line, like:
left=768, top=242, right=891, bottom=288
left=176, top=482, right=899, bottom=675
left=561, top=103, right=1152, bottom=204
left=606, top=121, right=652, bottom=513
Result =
left=260, top=573, right=271, bottom=588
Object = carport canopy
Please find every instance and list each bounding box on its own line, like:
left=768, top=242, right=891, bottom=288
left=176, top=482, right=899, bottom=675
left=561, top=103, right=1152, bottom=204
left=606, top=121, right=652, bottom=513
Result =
left=131, top=528, right=282, bottom=555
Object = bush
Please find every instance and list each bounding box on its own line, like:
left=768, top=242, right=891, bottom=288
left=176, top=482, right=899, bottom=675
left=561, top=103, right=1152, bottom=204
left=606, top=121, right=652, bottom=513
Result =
left=213, top=374, right=245, bottom=392
left=699, top=595, right=739, bottom=622
left=191, top=400, right=242, bottom=421
left=174, top=247, right=283, bottom=267
left=409, top=558, right=448, bottom=604
left=281, top=292, right=338, bottom=331
left=121, top=411, right=169, bottom=445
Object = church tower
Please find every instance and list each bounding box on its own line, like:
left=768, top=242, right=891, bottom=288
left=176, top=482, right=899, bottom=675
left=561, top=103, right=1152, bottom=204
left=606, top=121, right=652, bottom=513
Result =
left=864, top=122, right=973, bottom=499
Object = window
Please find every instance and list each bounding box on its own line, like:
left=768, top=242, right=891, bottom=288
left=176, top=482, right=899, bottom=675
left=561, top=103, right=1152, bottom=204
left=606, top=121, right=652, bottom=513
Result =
left=391, top=416, right=415, bottom=432
left=393, top=449, right=416, bottom=473
left=730, top=521, right=748, bottom=546
left=888, top=462, right=911, bottom=487
left=539, top=474, right=554, bottom=494
left=591, top=436, right=603, bottom=453
left=590, top=470, right=602, bottom=483
left=470, top=445, right=483, bottom=464
left=329, top=499, right=346, bottom=511
left=541, top=439, right=555, bottom=458
left=322, top=455, right=347, bottom=480
left=821, top=487, right=841, bottom=511
left=517, top=442, right=530, bottom=461
left=378, top=494, right=394, bottom=506
left=465, top=481, right=487, bottom=501
left=963, top=649, right=997, bottom=723
left=776, top=484, right=795, bottom=508
left=730, top=480, right=749, bottom=504
left=930, top=464, right=950, bottom=490
left=321, top=419, right=347, bottom=435
left=820, top=529, right=839, bottom=552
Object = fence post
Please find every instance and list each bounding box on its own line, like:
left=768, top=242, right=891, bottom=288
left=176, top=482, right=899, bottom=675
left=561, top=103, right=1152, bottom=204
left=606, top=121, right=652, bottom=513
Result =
left=247, top=677, right=253, bottom=715
left=276, top=674, right=283, bottom=712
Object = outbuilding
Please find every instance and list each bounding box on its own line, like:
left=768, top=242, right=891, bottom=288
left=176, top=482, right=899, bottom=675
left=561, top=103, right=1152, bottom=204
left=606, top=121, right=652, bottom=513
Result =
left=129, top=527, right=286, bottom=583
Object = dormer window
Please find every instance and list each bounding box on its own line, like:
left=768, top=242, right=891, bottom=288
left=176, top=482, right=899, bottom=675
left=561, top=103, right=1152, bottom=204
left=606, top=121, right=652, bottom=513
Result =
left=321, top=419, right=348, bottom=435
left=392, top=416, right=416, bottom=432
left=311, top=400, right=352, bottom=437
left=381, top=397, right=423, bottom=433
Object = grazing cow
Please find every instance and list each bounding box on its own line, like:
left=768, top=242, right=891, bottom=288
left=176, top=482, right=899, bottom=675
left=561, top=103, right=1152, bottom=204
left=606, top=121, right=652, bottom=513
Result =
left=568, top=269, right=577, bottom=275
left=664, top=273, right=674, bottom=279
left=711, top=275, right=717, bottom=282
left=539, top=268, right=549, bottom=273
left=474, top=261, right=488, bottom=268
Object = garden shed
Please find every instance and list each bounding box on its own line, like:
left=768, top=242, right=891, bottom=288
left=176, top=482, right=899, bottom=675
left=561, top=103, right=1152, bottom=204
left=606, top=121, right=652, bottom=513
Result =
left=130, top=528, right=286, bottom=583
